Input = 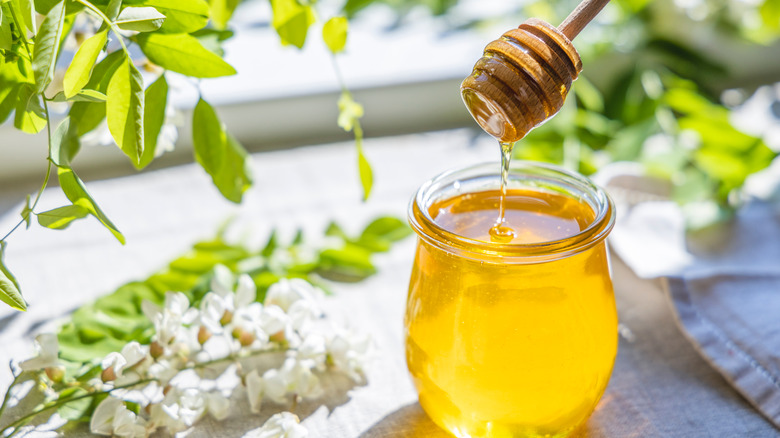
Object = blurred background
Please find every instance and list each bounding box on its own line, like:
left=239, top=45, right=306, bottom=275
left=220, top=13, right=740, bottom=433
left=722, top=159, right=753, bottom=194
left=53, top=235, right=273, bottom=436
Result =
left=1, top=0, right=780, bottom=227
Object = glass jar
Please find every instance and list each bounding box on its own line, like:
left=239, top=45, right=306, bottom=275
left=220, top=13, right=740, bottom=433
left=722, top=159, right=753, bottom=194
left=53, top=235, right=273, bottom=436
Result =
left=405, top=161, right=617, bottom=438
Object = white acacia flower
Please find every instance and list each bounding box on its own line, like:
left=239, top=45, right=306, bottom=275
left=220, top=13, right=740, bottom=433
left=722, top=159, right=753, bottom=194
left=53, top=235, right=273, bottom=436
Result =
left=102, top=342, right=149, bottom=382
left=19, top=333, right=59, bottom=371
left=327, top=330, right=371, bottom=382
left=260, top=305, right=292, bottom=341
left=210, top=264, right=235, bottom=297
left=90, top=396, right=147, bottom=437
left=290, top=334, right=327, bottom=372
left=264, top=279, right=323, bottom=313
left=245, top=369, right=263, bottom=413
left=142, top=292, right=198, bottom=345
left=256, top=412, right=308, bottom=438
left=159, top=387, right=206, bottom=429
left=287, top=299, right=323, bottom=334
left=258, top=358, right=323, bottom=404
left=207, top=391, right=230, bottom=420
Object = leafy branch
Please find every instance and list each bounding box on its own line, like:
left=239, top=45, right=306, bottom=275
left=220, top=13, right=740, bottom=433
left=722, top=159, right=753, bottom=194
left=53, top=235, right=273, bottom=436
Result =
left=0, top=0, right=380, bottom=312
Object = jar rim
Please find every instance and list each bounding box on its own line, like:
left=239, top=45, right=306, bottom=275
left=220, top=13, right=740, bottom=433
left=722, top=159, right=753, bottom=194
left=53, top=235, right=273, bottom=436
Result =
left=408, top=161, right=616, bottom=262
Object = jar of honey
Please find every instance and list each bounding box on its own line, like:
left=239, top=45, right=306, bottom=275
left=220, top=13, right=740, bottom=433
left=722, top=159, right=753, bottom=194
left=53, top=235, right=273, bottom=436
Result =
left=405, top=161, right=617, bottom=437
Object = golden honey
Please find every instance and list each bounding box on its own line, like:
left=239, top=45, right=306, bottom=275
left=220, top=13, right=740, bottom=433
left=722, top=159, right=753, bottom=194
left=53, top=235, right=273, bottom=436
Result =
left=406, top=162, right=617, bottom=438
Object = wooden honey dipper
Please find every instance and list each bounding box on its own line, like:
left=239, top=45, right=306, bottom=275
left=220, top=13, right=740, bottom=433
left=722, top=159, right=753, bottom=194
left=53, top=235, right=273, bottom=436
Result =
left=461, top=0, right=611, bottom=143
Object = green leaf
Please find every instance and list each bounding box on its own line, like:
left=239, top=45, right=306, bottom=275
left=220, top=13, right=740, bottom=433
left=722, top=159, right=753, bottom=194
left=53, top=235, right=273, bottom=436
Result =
left=342, top=0, right=374, bottom=18
left=63, top=29, right=108, bottom=98
left=105, top=0, right=123, bottom=21
left=191, top=28, right=233, bottom=56
left=57, top=167, right=125, bottom=244
left=209, top=0, right=239, bottom=30
left=31, top=0, right=65, bottom=93
left=323, top=16, right=348, bottom=54
left=57, top=387, right=91, bottom=421
left=14, top=0, right=35, bottom=35
left=192, top=98, right=224, bottom=175
left=134, top=33, right=236, bottom=78
left=0, top=9, right=12, bottom=51
left=136, top=73, right=168, bottom=170
left=37, top=204, right=90, bottom=229
left=125, top=0, right=208, bottom=33
left=261, top=230, right=277, bottom=257
left=115, top=6, right=166, bottom=32
left=107, top=56, right=145, bottom=165
left=361, top=217, right=411, bottom=242
left=68, top=51, right=125, bottom=136
left=761, top=0, right=780, bottom=31
left=14, top=83, right=47, bottom=134
left=50, top=117, right=81, bottom=167
left=52, top=89, right=107, bottom=102
left=270, top=0, right=315, bottom=49
left=357, top=143, right=372, bottom=201
left=0, top=242, right=26, bottom=311
left=214, top=132, right=252, bottom=203
left=20, top=194, right=32, bottom=229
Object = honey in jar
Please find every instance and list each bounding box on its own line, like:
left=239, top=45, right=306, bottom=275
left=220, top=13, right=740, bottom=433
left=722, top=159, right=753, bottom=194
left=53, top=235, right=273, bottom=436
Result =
left=405, top=162, right=617, bottom=437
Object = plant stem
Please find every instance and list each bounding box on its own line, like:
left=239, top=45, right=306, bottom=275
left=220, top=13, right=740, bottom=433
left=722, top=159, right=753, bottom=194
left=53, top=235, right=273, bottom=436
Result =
left=0, top=99, right=54, bottom=243
left=0, top=371, right=23, bottom=423
left=1, top=378, right=153, bottom=436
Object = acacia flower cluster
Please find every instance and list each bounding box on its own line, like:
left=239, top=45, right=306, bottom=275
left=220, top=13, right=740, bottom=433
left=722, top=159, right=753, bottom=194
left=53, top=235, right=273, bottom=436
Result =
left=10, top=268, right=371, bottom=437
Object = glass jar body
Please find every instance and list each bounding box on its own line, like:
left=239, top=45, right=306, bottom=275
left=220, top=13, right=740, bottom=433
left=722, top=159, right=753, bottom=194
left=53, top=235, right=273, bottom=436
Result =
left=405, top=162, right=617, bottom=438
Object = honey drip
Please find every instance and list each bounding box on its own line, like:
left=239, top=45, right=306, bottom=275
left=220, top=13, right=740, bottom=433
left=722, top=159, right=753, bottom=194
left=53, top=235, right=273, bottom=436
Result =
left=489, top=142, right=516, bottom=242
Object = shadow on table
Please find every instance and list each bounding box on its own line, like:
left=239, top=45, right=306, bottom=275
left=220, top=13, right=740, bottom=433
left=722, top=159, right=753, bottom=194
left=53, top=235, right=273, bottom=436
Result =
left=358, top=398, right=637, bottom=438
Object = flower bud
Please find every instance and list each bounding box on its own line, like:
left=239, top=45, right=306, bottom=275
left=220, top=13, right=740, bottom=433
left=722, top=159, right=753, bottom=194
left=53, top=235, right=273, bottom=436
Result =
left=220, top=310, right=233, bottom=326
left=269, top=331, right=286, bottom=344
left=101, top=367, right=117, bottom=382
left=198, top=326, right=212, bottom=345
left=45, top=366, right=65, bottom=383
left=232, top=328, right=255, bottom=347
left=150, top=341, right=165, bottom=359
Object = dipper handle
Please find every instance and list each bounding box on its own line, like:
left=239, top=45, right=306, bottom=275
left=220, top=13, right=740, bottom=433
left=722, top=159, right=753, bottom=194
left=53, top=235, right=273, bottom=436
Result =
left=559, top=0, right=611, bottom=40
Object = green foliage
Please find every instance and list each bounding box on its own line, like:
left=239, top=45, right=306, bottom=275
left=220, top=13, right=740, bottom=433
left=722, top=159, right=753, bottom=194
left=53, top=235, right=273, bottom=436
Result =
left=54, top=216, right=409, bottom=361
left=271, top=0, right=315, bottom=48
left=137, top=73, right=168, bottom=169
left=114, top=6, right=166, bottom=32
left=209, top=0, right=239, bottom=30
left=323, top=16, right=348, bottom=54
left=133, top=33, right=237, bottom=78
left=31, top=0, right=65, bottom=94
left=58, top=167, right=125, bottom=244
left=106, top=56, right=145, bottom=165
left=126, top=0, right=209, bottom=33
left=192, top=98, right=252, bottom=203
left=0, top=241, right=26, bottom=311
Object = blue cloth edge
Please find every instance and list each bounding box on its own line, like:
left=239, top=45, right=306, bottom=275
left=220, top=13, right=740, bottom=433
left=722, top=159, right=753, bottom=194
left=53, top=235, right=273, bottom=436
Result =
left=663, top=276, right=780, bottom=430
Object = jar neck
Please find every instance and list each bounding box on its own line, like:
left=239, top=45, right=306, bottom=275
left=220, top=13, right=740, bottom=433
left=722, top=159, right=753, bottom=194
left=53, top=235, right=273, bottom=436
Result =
left=408, top=161, right=615, bottom=264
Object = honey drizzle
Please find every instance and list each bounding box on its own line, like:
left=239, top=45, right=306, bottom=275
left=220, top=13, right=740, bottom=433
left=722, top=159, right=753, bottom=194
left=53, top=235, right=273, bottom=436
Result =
left=489, top=141, right=517, bottom=243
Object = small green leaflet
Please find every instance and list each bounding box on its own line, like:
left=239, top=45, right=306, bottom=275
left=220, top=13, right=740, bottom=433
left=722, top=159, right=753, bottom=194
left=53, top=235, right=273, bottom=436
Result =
left=323, top=16, right=348, bottom=54
left=13, top=0, right=35, bottom=36
left=14, top=83, right=47, bottom=134
left=20, top=194, right=32, bottom=229
left=32, top=0, right=65, bottom=94
left=134, top=33, right=236, bottom=78
left=63, top=29, right=108, bottom=98
left=337, top=91, right=372, bottom=200
left=270, top=0, right=315, bottom=48
left=114, top=6, right=166, bottom=32
left=37, top=204, right=90, bottom=229
left=52, top=89, right=107, bottom=102
left=0, top=8, right=12, bottom=51
left=209, top=0, right=239, bottom=30
left=68, top=51, right=126, bottom=137
left=57, top=167, right=125, bottom=244
left=191, top=99, right=252, bottom=203
left=193, top=98, right=224, bottom=175
left=124, top=0, right=208, bottom=33
left=136, top=74, right=168, bottom=170
left=0, top=242, right=26, bottom=311
left=107, top=56, right=145, bottom=165
left=357, top=141, right=372, bottom=201
left=50, top=117, right=81, bottom=167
